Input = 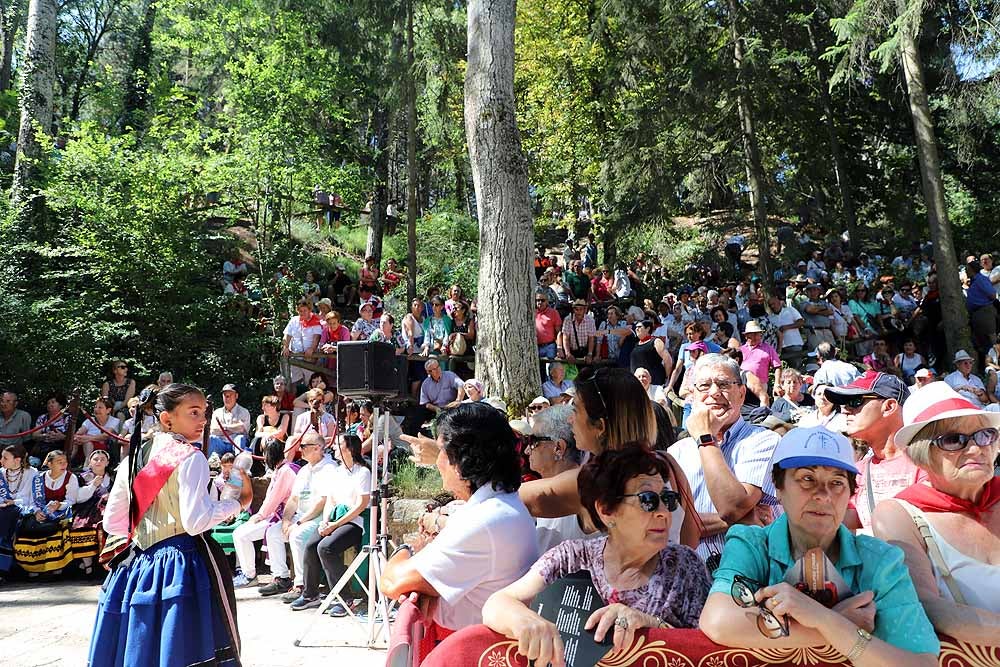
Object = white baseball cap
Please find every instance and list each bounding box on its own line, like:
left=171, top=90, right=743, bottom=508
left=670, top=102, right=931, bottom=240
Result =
left=770, top=425, right=858, bottom=475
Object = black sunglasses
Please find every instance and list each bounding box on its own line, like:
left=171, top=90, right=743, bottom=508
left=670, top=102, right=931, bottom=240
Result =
left=842, top=394, right=881, bottom=410
left=932, top=427, right=999, bottom=452
left=621, top=489, right=681, bottom=513
left=578, top=371, right=609, bottom=416
left=731, top=575, right=790, bottom=639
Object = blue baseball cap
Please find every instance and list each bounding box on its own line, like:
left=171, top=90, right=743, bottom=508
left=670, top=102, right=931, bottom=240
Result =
left=770, top=426, right=858, bottom=475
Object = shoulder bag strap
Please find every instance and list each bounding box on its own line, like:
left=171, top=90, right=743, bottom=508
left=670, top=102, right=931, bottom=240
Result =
left=894, top=499, right=967, bottom=606
left=865, top=456, right=875, bottom=517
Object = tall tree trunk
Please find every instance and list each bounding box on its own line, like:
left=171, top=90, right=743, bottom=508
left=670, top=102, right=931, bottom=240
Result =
left=896, top=0, right=970, bottom=358
left=0, top=1, right=22, bottom=92
left=11, top=0, right=57, bottom=218
left=365, top=105, right=390, bottom=262
left=807, top=18, right=857, bottom=252
left=120, top=0, right=155, bottom=129
left=466, top=0, right=539, bottom=410
left=727, top=0, right=772, bottom=289
left=405, top=0, right=418, bottom=303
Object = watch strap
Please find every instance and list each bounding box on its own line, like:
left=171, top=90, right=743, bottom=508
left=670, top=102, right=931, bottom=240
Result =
left=698, top=434, right=717, bottom=448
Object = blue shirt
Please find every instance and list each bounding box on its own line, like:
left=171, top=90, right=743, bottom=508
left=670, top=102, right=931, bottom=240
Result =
left=672, top=417, right=781, bottom=559
left=709, top=514, right=939, bottom=656
left=967, top=272, right=996, bottom=311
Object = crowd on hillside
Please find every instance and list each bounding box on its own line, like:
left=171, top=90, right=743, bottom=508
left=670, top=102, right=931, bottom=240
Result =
left=5, top=228, right=1000, bottom=664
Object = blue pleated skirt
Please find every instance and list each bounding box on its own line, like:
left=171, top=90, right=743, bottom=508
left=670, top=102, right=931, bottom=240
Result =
left=88, top=534, right=239, bottom=667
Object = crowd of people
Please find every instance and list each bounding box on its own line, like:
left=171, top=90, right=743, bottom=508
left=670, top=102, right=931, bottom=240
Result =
left=4, top=230, right=1000, bottom=666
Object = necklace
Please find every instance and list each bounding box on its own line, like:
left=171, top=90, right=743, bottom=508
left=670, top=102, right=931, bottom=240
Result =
left=4, top=468, right=25, bottom=494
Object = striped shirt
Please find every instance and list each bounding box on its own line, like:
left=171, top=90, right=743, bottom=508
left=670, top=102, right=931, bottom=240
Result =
left=672, top=417, right=782, bottom=561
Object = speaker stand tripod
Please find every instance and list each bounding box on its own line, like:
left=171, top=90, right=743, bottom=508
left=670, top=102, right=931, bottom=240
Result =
left=294, top=402, right=396, bottom=649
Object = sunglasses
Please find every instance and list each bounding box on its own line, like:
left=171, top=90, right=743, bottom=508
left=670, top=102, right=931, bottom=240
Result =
left=621, top=489, right=680, bottom=513
left=527, top=404, right=547, bottom=413
left=524, top=436, right=554, bottom=454
left=731, top=575, right=790, bottom=639
left=579, top=372, right=609, bottom=416
left=841, top=394, right=881, bottom=410
left=932, top=427, right=999, bottom=452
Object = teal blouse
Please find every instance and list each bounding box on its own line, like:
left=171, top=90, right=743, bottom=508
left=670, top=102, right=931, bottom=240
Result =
left=709, top=514, right=939, bottom=656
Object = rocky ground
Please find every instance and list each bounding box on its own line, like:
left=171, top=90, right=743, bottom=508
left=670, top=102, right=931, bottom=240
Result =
left=0, top=576, right=388, bottom=667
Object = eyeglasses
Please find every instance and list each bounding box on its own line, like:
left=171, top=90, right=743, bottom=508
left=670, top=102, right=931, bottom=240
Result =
left=693, top=378, right=740, bottom=393
left=731, top=575, right=790, bottom=638
left=115, top=365, right=128, bottom=370
left=524, top=436, right=553, bottom=454
left=932, top=428, right=999, bottom=452
left=535, top=299, right=547, bottom=304
left=841, top=394, right=881, bottom=410
left=527, top=404, right=547, bottom=413
left=621, top=489, right=680, bottom=513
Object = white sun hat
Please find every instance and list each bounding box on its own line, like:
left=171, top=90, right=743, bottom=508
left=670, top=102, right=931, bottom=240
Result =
left=893, top=381, right=1000, bottom=448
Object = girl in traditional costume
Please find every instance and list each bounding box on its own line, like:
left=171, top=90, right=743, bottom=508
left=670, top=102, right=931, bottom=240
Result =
left=0, top=444, right=36, bottom=581
left=70, top=449, right=113, bottom=575
left=15, top=449, right=77, bottom=576
left=89, top=384, right=252, bottom=667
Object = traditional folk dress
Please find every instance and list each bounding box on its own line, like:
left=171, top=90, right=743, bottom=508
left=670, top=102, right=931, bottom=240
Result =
left=69, top=470, right=112, bottom=562
left=14, top=470, right=78, bottom=573
left=0, top=466, right=37, bottom=574
left=89, top=433, right=244, bottom=667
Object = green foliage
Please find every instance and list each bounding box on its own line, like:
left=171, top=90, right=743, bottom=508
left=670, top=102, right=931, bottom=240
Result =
left=390, top=462, right=443, bottom=500
left=383, top=206, right=480, bottom=299
left=615, top=219, right=719, bottom=276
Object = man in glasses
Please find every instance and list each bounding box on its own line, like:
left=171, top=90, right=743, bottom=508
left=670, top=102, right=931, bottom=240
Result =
left=672, top=354, right=781, bottom=561
left=534, top=293, right=562, bottom=360
left=825, top=371, right=921, bottom=533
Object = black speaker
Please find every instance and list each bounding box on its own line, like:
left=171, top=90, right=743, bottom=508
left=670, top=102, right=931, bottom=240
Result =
left=337, top=340, right=402, bottom=397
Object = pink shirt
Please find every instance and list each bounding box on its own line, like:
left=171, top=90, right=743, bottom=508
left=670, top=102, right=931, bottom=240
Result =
left=254, top=464, right=298, bottom=520
left=534, top=307, right=562, bottom=345
left=849, top=450, right=928, bottom=530
left=740, top=342, right=780, bottom=386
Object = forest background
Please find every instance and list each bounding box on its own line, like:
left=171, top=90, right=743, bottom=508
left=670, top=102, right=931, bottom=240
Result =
left=0, top=0, right=997, bottom=409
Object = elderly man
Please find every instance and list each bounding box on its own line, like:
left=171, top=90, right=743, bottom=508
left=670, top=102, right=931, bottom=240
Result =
left=207, top=383, right=252, bottom=458
left=0, top=392, right=31, bottom=447
left=766, top=294, right=805, bottom=367
left=560, top=299, right=596, bottom=363
left=534, top=293, right=562, bottom=359
left=825, top=371, right=922, bottom=532
left=913, top=367, right=936, bottom=389
left=261, top=432, right=335, bottom=602
left=944, top=349, right=990, bottom=407
left=672, top=354, right=781, bottom=562
left=739, top=320, right=781, bottom=393
left=800, top=282, right=835, bottom=349
left=420, top=359, right=465, bottom=415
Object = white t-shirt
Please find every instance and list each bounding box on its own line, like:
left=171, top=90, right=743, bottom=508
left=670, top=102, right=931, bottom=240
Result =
left=283, top=316, right=323, bottom=354
left=293, top=411, right=336, bottom=438
left=769, top=306, right=804, bottom=349
left=410, top=485, right=539, bottom=631
left=944, top=371, right=987, bottom=407
left=290, top=457, right=335, bottom=522
left=77, top=416, right=121, bottom=440
left=322, top=463, right=372, bottom=528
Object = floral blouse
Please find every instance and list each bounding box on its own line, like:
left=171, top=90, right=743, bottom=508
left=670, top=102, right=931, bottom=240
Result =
left=531, top=536, right=711, bottom=628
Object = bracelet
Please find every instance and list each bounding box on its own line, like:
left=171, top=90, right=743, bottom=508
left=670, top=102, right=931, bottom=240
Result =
left=391, top=543, right=414, bottom=559
left=846, top=627, right=872, bottom=663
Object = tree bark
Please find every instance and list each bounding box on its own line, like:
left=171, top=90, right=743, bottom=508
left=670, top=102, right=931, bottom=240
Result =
left=807, top=18, right=858, bottom=252
left=11, top=0, right=57, bottom=217
left=896, top=0, right=970, bottom=358
left=365, top=105, right=390, bottom=262
left=0, top=1, right=22, bottom=92
left=405, top=0, right=418, bottom=303
left=727, top=0, right=772, bottom=289
left=465, top=0, right=540, bottom=411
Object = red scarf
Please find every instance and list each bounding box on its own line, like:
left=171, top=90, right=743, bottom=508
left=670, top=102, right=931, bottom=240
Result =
left=896, top=477, right=1000, bottom=522
left=637, top=334, right=652, bottom=343
left=299, top=313, right=321, bottom=328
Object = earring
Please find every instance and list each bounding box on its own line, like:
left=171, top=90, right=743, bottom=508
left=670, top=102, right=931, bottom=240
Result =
left=553, top=453, right=563, bottom=462
left=607, top=520, right=617, bottom=528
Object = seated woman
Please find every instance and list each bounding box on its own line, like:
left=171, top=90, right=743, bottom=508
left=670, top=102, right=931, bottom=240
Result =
left=700, top=426, right=938, bottom=666
left=69, top=449, right=112, bottom=575
left=101, top=360, right=136, bottom=419
left=251, top=395, right=291, bottom=463
left=462, top=379, right=484, bottom=403
left=290, top=433, right=372, bottom=613
left=528, top=404, right=594, bottom=552
left=30, top=392, right=70, bottom=464
left=292, top=372, right=336, bottom=417
left=872, top=381, right=1000, bottom=646
left=0, top=444, right=37, bottom=581
left=770, top=369, right=815, bottom=424
left=351, top=301, right=380, bottom=341
left=380, top=402, right=539, bottom=633
left=15, top=450, right=79, bottom=577
left=232, top=439, right=300, bottom=589
left=73, top=397, right=121, bottom=463
left=119, top=396, right=156, bottom=459
left=483, top=444, right=711, bottom=665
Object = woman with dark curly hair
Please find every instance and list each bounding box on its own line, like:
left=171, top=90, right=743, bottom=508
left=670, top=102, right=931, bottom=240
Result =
left=484, top=444, right=711, bottom=665
left=380, top=402, right=539, bottom=633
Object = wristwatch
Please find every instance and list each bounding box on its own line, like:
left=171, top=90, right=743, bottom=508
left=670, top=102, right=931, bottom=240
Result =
left=697, top=434, right=718, bottom=448
left=846, top=627, right=872, bottom=663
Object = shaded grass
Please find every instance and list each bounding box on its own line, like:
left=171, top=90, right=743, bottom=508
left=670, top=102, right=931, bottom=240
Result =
left=391, top=462, right=444, bottom=500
